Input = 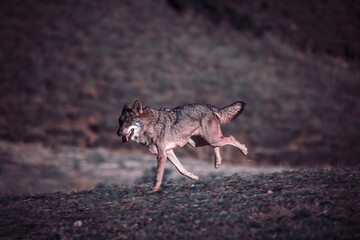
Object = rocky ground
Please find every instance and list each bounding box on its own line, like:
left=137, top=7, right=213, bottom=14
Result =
left=0, top=167, right=359, bottom=239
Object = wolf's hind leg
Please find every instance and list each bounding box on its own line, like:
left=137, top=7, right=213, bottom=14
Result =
left=213, top=147, right=222, bottom=169
left=201, top=119, right=247, bottom=155
left=211, top=135, right=248, bottom=155
left=167, top=150, right=199, bottom=180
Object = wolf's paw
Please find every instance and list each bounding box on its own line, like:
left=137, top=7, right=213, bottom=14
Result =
left=241, top=144, right=248, bottom=155
left=152, top=186, right=161, bottom=192
left=214, top=157, right=222, bottom=169
left=215, top=162, right=222, bottom=169
left=188, top=173, right=199, bottom=180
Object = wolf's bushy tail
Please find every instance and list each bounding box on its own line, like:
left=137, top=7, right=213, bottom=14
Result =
left=214, top=101, right=246, bottom=124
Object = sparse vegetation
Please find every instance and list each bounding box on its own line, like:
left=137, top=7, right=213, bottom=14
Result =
left=1, top=0, right=359, bottom=166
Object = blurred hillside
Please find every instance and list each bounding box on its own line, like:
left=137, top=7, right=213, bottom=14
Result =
left=1, top=0, right=360, bottom=167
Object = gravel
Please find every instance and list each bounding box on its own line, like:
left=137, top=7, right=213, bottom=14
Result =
left=1, top=167, right=359, bottom=239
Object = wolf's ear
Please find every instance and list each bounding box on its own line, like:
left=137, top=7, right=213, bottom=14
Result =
left=122, top=103, right=132, bottom=113
left=132, top=99, right=143, bottom=115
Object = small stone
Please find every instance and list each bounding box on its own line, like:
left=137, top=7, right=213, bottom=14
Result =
left=73, top=220, right=82, bottom=227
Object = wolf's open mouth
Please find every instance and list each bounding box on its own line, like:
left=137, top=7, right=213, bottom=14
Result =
left=123, top=129, right=134, bottom=143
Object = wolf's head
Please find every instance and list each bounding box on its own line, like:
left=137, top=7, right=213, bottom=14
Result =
left=117, top=100, right=144, bottom=143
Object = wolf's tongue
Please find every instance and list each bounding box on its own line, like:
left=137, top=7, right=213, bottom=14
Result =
left=125, top=131, right=131, bottom=142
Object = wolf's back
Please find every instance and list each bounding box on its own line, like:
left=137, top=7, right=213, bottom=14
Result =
left=213, top=101, right=246, bottom=124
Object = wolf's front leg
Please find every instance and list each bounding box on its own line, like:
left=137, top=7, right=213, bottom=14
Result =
left=213, top=147, right=222, bottom=169
left=153, top=151, right=167, bottom=191
left=167, top=150, right=199, bottom=180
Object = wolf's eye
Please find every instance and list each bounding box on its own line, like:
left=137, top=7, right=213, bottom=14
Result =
left=126, top=119, right=131, bottom=123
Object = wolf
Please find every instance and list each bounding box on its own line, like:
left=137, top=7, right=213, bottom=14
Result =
left=117, top=100, right=248, bottom=191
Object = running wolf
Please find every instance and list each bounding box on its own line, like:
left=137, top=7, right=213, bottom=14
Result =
left=117, top=100, right=248, bottom=191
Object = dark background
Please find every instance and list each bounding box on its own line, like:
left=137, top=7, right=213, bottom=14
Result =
left=0, top=0, right=360, bottom=195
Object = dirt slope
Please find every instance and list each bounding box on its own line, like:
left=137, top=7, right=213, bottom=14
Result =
left=0, top=0, right=359, bottom=167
